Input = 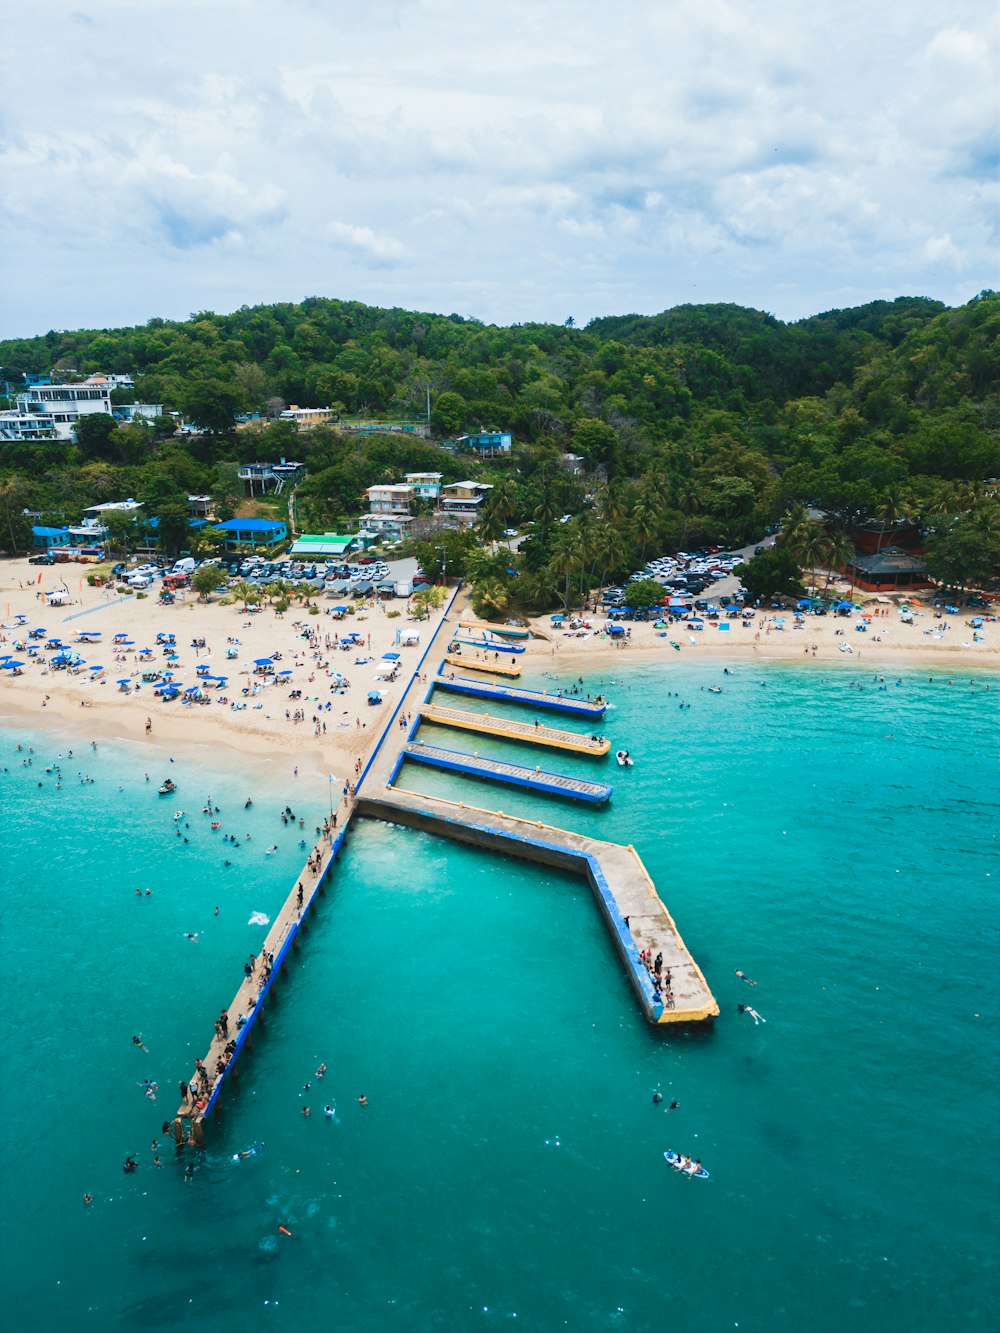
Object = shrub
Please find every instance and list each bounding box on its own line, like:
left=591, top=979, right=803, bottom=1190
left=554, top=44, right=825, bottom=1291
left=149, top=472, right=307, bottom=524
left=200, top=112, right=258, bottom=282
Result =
left=386, top=609, right=401, bottom=618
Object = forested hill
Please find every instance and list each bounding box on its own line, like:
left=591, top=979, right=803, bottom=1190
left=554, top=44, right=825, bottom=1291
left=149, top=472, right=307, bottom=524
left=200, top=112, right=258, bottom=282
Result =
left=0, top=291, right=998, bottom=570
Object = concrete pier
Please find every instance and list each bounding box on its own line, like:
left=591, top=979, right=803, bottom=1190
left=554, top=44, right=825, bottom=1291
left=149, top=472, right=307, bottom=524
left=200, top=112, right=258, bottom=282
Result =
left=443, top=654, right=522, bottom=677
left=418, top=702, right=611, bottom=755
left=357, top=789, right=717, bottom=1025
left=434, top=670, right=607, bottom=717
left=403, top=739, right=614, bottom=803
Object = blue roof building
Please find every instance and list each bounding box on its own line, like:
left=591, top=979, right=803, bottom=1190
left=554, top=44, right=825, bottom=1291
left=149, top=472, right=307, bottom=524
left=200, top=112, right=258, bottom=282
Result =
left=456, top=430, right=512, bottom=457
left=32, top=525, right=71, bottom=549
left=212, top=518, right=288, bottom=549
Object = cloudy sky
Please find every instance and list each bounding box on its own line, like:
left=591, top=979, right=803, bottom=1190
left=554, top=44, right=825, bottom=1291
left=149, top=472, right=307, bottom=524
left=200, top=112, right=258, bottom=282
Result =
left=2, top=0, right=997, bottom=337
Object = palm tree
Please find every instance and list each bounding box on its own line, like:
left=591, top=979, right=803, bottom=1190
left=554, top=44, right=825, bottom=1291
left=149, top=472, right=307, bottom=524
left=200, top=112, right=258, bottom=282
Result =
left=630, top=497, right=659, bottom=561
left=551, top=525, right=585, bottom=610
left=873, top=490, right=907, bottom=553
left=230, top=580, right=261, bottom=610
left=823, top=532, right=856, bottom=591
left=798, top=529, right=831, bottom=595
left=595, top=481, right=627, bottom=526
left=484, top=477, right=518, bottom=546
left=779, top=503, right=813, bottom=561
left=476, top=506, right=504, bottom=546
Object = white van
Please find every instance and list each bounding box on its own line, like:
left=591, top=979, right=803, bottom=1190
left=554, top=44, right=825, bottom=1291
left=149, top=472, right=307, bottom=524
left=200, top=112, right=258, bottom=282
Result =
left=172, top=557, right=196, bottom=575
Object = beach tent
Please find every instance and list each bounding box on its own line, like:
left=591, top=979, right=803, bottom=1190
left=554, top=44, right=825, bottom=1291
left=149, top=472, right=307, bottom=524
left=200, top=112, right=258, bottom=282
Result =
left=331, top=605, right=349, bottom=613
left=717, top=622, right=730, bottom=632
left=381, top=651, right=401, bottom=661
left=796, top=598, right=812, bottom=610
left=608, top=625, right=625, bottom=636
left=253, top=657, right=273, bottom=665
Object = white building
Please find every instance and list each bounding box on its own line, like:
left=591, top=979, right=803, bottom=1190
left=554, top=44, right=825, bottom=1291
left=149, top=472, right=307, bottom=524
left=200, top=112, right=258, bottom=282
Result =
left=404, top=472, right=443, bottom=499
left=0, top=381, right=113, bottom=441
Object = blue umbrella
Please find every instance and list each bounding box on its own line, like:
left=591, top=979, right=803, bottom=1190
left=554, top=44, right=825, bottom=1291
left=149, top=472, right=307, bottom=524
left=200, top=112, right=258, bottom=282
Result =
left=89, top=665, right=105, bottom=672
left=1, top=660, right=24, bottom=669
left=254, top=657, right=273, bottom=665
left=116, top=677, right=131, bottom=684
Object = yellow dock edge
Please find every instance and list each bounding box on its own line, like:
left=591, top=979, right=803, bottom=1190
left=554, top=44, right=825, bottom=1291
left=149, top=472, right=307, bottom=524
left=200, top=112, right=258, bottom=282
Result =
left=626, top=844, right=720, bottom=1021
left=419, top=706, right=610, bottom=755
left=443, top=655, right=522, bottom=677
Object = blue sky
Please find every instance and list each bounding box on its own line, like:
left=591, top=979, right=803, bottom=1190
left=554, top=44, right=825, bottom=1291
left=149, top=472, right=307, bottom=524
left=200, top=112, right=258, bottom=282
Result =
left=2, top=0, right=997, bottom=337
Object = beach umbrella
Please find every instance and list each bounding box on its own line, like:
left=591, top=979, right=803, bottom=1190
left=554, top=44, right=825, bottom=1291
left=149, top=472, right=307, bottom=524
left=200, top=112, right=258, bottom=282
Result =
left=253, top=657, right=273, bottom=665
left=89, top=665, right=104, bottom=672
left=116, top=677, right=131, bottom=684
left=166, top=651, right=180, bottom=661
left=332, top=605, right=348, bottom=613
left=278, top=668, right=292, bottom=676
left=1, top=660, right=24, bottom=669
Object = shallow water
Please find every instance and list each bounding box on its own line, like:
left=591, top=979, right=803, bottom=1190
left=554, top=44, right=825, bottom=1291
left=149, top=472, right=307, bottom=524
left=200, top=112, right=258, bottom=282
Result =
left=0, top=662, right=997, bottom=1332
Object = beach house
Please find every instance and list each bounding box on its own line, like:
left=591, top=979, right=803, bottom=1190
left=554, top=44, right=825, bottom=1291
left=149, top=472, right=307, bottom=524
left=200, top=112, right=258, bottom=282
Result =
left=212, top=518, right=288, bottom=550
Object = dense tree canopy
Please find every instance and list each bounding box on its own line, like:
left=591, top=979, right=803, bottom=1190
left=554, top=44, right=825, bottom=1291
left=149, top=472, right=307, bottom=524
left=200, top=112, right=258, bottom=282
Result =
left=1, top=290, right=997, bottom=595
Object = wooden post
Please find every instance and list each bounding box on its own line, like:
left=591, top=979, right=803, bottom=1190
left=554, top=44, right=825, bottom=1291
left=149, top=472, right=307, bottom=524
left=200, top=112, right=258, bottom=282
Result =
left=172, top=1117, right=184, bottom=1145
left=193, top=1119, right=205, bottom=1147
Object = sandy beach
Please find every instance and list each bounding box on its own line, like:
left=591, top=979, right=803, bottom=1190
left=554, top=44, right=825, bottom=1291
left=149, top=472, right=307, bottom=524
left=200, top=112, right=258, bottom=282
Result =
left=1, top=561, right=996, bottom=779
left=530, top=597, right=1000, bottom=676
left=0, top=558, right=457, bottom=778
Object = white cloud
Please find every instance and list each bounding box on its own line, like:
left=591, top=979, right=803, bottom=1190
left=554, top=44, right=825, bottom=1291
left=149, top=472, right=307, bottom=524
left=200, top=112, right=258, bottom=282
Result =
left=327, top=222, right=408, bottom=266
left=1, top=0, right=997, bottom=335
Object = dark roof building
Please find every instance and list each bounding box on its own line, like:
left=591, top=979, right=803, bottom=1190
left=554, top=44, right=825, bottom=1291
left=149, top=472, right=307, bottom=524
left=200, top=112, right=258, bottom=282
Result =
left=847, top=546, right=930, bottom=591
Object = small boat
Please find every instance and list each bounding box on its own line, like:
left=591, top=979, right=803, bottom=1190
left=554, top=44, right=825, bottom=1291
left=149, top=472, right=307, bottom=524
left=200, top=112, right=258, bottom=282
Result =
left=707, top=685, right=723, bottom=694
left=158, top=779, right=177, bottom=795
left=616, top=749, right=634, bottom=767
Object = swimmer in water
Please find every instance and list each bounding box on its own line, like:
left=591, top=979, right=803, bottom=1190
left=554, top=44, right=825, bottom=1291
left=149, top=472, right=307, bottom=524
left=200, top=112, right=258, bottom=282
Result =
left=735, top=969, right=757, bottom=985
left=669, top=1100, right=680, bottom=1110
left=132, top=1034, right=148, bottom=1051
left=84, top=1193, right=93, bottom=1206
left=653, top=1092, right=663, bottom=1104
left=357, top=1094, right=368, bottom=1107
left=185, top=932, right=199, bottom=942
left=324, top=1105, right=335, bottom=1118
left=123, top=1156, right=138, bottom=1174
left=738, top=1003, right=765, bottom=1025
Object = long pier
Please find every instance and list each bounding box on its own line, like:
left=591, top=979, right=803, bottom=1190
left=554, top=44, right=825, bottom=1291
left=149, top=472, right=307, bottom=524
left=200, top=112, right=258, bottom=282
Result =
left=443, top=654, right=521, bottom=677
left=357, top=789, right=717, bottom=1025
left=175, top=585, right=716, bottom=1143
left=418, top=702, right=611, bottom=755
left=435, top=670, right=607, bottom=717
left=403, top=739, right=614, bottom=803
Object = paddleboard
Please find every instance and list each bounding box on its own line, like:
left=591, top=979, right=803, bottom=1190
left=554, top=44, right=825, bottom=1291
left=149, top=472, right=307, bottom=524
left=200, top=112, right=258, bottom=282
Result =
left=664, top=1150, right=709, bottom=1179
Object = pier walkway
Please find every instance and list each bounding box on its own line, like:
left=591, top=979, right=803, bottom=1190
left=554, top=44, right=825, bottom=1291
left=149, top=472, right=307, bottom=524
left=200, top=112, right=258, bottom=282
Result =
left=435, top=670, right=607, bottom=717
left=443, top=654, right=521, bottom=677
left=418, top=702, right=611, bottom=755
left=403, top=739, right=613, bottom=803
left=356, top=787, right=717, bottom=1025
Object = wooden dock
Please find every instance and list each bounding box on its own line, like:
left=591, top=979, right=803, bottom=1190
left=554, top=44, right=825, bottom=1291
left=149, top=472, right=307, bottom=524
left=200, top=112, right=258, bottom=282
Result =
left=403, top=740, right=613, bottom=803
left=443, top=654, right=521, bottom=677
left=435, top=672, right=607, bottom=716
left=418, top=702, right=611, bottom=755
left=358, top=788, right=718, bottom=1025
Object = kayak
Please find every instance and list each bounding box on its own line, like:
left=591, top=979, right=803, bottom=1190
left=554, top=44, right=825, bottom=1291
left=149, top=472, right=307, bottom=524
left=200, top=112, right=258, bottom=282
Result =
left=664, top=1150, right=709, bottom=1179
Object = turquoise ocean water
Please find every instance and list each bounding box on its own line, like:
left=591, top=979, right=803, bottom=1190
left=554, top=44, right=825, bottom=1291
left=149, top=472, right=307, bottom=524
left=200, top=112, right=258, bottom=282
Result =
left=0, top=660, right=997, bottom=1333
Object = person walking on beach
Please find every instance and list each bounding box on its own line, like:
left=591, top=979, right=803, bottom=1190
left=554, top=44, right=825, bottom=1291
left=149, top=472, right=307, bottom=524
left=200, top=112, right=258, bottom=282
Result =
left=145, top=717, right=152, bottom=734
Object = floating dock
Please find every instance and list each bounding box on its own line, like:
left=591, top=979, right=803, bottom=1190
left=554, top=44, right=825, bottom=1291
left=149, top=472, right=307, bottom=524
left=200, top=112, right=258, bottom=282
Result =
left=459, top=620, right=531, bottom=639
left=443, top=654, right=521, bottom=677
left=448, top=635, right=526, bottom=655
left=418, top=702, right=611, bottom=755
left=435, top=670, right=607, bottom=717
left=358, top=789, right=717, bottom=1025
left=403, top=740, right=613, bottom=803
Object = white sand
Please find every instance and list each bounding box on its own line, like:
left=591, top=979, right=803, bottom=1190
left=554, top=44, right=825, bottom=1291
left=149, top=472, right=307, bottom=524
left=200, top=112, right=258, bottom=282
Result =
left=0, top=558, right=456, bottom=779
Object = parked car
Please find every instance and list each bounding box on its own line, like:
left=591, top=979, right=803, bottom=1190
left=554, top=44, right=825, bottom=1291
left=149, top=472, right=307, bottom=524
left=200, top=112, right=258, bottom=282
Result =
left=29, top=552, right=56, bottom=565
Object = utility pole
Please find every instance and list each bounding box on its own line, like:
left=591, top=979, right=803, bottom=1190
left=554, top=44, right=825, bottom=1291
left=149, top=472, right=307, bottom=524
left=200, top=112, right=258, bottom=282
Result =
left=425, top=385, right=431, bottom=432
